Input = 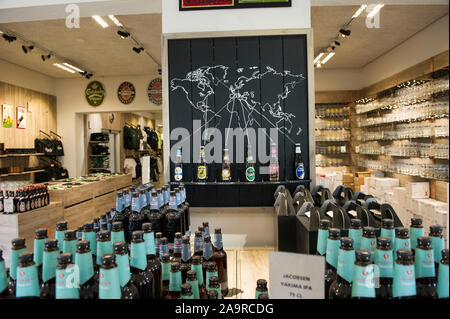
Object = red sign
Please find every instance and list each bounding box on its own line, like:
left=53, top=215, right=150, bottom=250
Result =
left=181, top=0, right=234, bottom=9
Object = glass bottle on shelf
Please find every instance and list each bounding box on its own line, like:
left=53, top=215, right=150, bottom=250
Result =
left=196, top=146, right=208, bottom=183
left=294, top=143, right=305, bottom=180
left=221, top=149, right=231, bottom=182
left=245, top=145, right=256, bottom=182
left=268, top=143, right=280, bottom=181
left=174, top=147, right=183, bottom=182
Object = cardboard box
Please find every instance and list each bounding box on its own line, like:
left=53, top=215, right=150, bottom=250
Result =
left=343, top=173, right=354, bottom=183
left=355, top=171, right=372, bottom=178
left=393, top=187, right=407, bottom=204
left=371, top=171, right=385, bottom=178
left=407, top=182, right=430, bottom=199
left=369, top=178, right=378, bottom=188
left=354, top=177, right=365, bottom=186
left=375, top=178, right=399, bottom=189
left=364, top=177, right=372, bottom=186
left=361, top=185, right=369, bottom=194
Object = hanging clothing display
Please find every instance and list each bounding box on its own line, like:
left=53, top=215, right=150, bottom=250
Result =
left=123, top=124, right=141, bottom=150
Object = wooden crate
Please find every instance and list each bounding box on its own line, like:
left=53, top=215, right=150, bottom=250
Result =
left=93, top=191, right=116, bottom=218
left=49, top=182, right=96, bottom=208
left=64, top=199, right=95, bottom=230
left=93, top=174, right=132, bottom=197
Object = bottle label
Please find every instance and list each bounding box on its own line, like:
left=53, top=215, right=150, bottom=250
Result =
left=437, top=263, right=449, bottom=299
left=0, top=260, right=8, bottom=293
left=213, top=234, right=223, bottom=250
left=74, top=252, right=94, bottom=286
left=203, top=243, right=213, bottom=260
left=246, top=167, right=255, bottom=182
left=33, top=238, right=46, bottom=266
left=197, top=166, right=207, bottom=180
left=63, top=240, right=77, bottom=257
left=394, top=238, right=411, bottom=254
left=316, top=229, right=328, bottom=256
left=415, top=249, right=435, bottom=278
left=116, top=197, right=124, bottom=212
left=410, top=227, right=424, bottom=250
left=206, top=271, right=218, bottom=291
left=161, top=262, right=170, bottom=281
left=132, top=196, right=140, bottom=212
left=150, top=196, right=159, bottom=210
left=99, top=268, right=122, bottom=299
left=222, top=168, right=230, bottom=180
left=115, top=254, right=131, bottom=287
left=380, top=228, right=395, bottom=247
left=337, top=249, right=355, bottom=283
left=269, top=164, right=279, bottom=178
left=168, top=196, right=177, bottom=211
left=295, top=164, right=305, bottom=180
left=348, top=228, right=362, bottom=251
left=96, top=241, right=113, bottom=266
left=16, top=265, right=40, bottom=298
left=255, top=289, right=268, bottom=299
left=431, top=236, right=444, bottom=264
left=130, top=242, right=147, bottom=271
left=392, top=263, right=416, bottom=298
left=169, top=271, right=182, bottom=292
left=141, top=194, right=147, bottom=209
left=42, top=251, right=58, bottom=283
left=19, top=201, right=26, bottom=212
left=160, top=244, right=169, bottom=256
left=175, top=167, right=183, bottom=181
left=187, top=279, right=200, bottom=299
left=55, top=265, right=80, bottom=299
left=194, top=237, right=204, bottom=254
left=9, top=248, right=26, bottom=280
left=111, top=230, right=125, bottom=244
left=351, top=265, right=376, bottom=298
left=374, top=249, right=394, bottom=278
left=176, top=193, right=182, bottom=205
left=82, top=232, right=97, bottom=256
left=174, top=238, right=182, bottom=254
left=192, top=264, right=204, bottom=286
left=360, top=237, right=377, bottom=262
left=143, top=232, right=156, bottom=256
left=325, top=238, right=340, bottom=268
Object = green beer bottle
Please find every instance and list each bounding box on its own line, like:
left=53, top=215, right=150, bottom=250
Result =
left=324, top=228, right=340, bottom=298
left=8, top=238, right=27, bottom=298
left=16, top=252, right=40, bottom=299
left=55, top=221, right=67, bottom=253
left=410, top=218, right=424, bottom=253
left=63, top=230, right=78, bottom=257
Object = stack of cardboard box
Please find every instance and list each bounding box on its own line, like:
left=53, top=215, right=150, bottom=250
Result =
left=316, top=171, right=354, bottom=192
left=361, top=176, right=400, bottom=204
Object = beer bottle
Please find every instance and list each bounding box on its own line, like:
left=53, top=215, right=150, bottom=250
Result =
left=176, top=190, right=187, bottom=236
left=194, top=230, right=204, bottom=257
left=112, top=192, right=130, bottom=243
left=129, top=192, right=144, bottom=236
left=100, top=221, right=108, bottom=231
left=96, top=230, right=113, bottom=267
left=93, top=218, right=100, bottom=229
left=174, top=147, right=183, bottom=182
left=196, top=146, right=208, bottom=182
left=76, top=226, right=84, bottom=240
left=317, top=219, right=331, bottom=256
left=410, top=218, right=424, bottom=253
left=173, top=232, right=183, bottom=259
left=75, top=240, right=98, bottom=299
left=348, top=219, right=362, bottom=251
left=81, top=223, right=97, bottom=269
left=192, top=255, right=208, bottom=299
left=7, top=237, right=26, bottom=297
left=245, top=145, right=256, bottom=182
left=429, top=225, right=445, bottom=274
left=392, top=249, right=416, bottom=299
left=329, top=237, right=355, bottom=299
left=324, top=228, right=340, bottom=299
left=208, top=276, right=222, bottom=299
left=294, top=143, right=305, bottom=180
left=437, top=249, right=449, bottom=299
left=268, top=143, right=280, bottom=181
left=99, top=254, right=121, bottom=299
left=202, top=235, right=214, bottom=281
left=130, top=231, right=154, bottom=299
left=155, top=232, right=162, bottom=258
left=160, top=253, right=171, bottom=299
left=180, top=235, right=192, bottom=283
left=157, top=188, right=166, bottom=214
left=255, top=279, right=268, bottom=299
left=180, top=185, right=190, bottom=235
left=63, top=229, right=78, bottom=257
left=374, top=237, right=393, bottom=299
left=55, top=253, right=79, bottom=299
left=160, top=237, right=169, bottom=259
left=113, top=241, right=139, bottom=299
left=167, top=262, right=182, bottom=299
left=139, top=189, right=150, bottom=221
left=33, top=228, right=48, bottom=283
left=40, top=239, right=58, bottom=299
left=208, top=289, right=218, bottom=299
left=360, top=226, right=376, bottom=262
left=55, top=221, right=67, bottom=253
left=180, top=283, right=194, bottom=299
left=16, top=252, right=40, bottom=299
left=0, top=250, right=9, bottom=299
left=165, top=191, right=182, bottom=246
left=122, top=189, right=132, bottom=215
left=199, top=226, right=205, bottom=240
left=111, top=221, right=125, bottom=244
left=221, top=148, right=231, bottom=182
left=415, top=237, right=437, bottom=299
left=380, top=219, right=395, bottom=248
left=147, top=191, right=164, bottom=236
left=205, top=261, right=218, bottom=291
left=203, top=222, right=210, bottom=237
left=351, top=250, right=375, bottom=299
left=186, top=270, right=200, bottom=299
left=258, top=294, right=269, bottom=299
left=143, top=223, right=161, bottom=299
left=394, top=227, right=411, bottom=256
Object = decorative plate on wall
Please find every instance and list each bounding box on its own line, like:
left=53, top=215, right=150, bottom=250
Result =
left=117, top=81, right=136, bottom=104
left=148, top=78, right=162, bottom=105
left=85, top=81, right=106, bottom=107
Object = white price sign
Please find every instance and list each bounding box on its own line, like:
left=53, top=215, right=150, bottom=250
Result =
left=269, top=251, right=325, bottom=299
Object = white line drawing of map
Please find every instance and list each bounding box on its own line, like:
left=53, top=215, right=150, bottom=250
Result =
left=170, top=65, right=306, bottom=144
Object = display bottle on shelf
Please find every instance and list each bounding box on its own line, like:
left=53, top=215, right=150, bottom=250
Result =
left=212, top=228, right=228, bottom=297
left=55, top=221, right=67, bottom=253
left=75, top=240, right=98, bottom=299
left=180, top=283, right=194, bottom=299
left=142, top=223, right=161, bottom=300
left=316, top=219, right=331, bottom=256
left=33, top=228, right=48, bottom=284
left=360, top=226, right=377, bottom=262
left=166, top=262, right=182, bottom=299
left=255, top=279, right=268, bottom=299
left=324, top=228, right=340, bottom=299
left=0, top=250, right=9, bottom=299
left=130, top=230, right=155, bottom=299
left=160, top=253, right=171, bottom=299
left=174, top=147, right=183, bottom=182
left=7, top=237, right=26, bottom=297
left=329, top=237, right=355, bottom=299
left=194, top=230, right=203, bottom=257
left=410, top=218, right=424, bottom=253
left=147, top=191, right=164, bottom=235
left=294, top=143, right=305, bottom=180
left=221, top=148, right=231, bottom=182
left=96, top=230, right=113, bottom=267
left=98, top=254, right=121, bottom=300
left=205, top=261, right=218, bottom=291
left=380, top=219, right=395, bottom=248
left=15, top=252, right=40, bottom=299
left=113, top=241, right=139, bottom=299
left=186, top=270, right=200, bottom=299
left=392, top=249, right=416, bottom=299
left=196, top=146, right=208, bottom=182
left=429, top=225, right=445, bottom=274
left=63, top=229, right=78, bottom=257
left=111, top=221, right=125, bottom=244
left=351, top=250, right=375, bottom=299
left=268, top=143, right=280, bottom=181
left=415, top=237, right=437, bottom=299
left=208, top=289, right=218, bottom=300
left=245, top=145, right=256, bottom=182
left=437, top=249, right=449, bottom=299
left=128, top=192, right=144, bottom=237
left=55, top=253, right=79, bottom=299
left=348, top=219, right=362, bottom=251
left=40, top=239, right=58, bottom=299
left=394, top=227, right=411, bottom=256
left=374, top=237, right=394, bottom=299
left=191, top=255, right=207, bottom=299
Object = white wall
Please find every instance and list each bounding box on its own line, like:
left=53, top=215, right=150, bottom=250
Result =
left=315, top=68, right=365, bottom=91
left=162, top=0, right=310, bottom=34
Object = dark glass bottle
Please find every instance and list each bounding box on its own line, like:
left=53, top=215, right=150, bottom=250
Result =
left=129, top=192, right=144, bottom=236
left=374, top=237, right=393, bottom=299
left=40, top=239, right=58, bottom=299
left=147, top=191, right=164, bottom=236
left=111, top=221, right=125, bottom=244
left=316, top=219, right=331, bottom=256
left=196, top=145, right=208, bottom=182
left=348, top=219, right=362, bottom=251
left=394, top=227, right=411, bottom=256
left=159, top=237, right=169, bottom=259
left=258, top=294, right=269, bottom=299
left=294, top=143, right=305, bottom=180
left=429, top=225, right=445, bottom=275
left=255, top=279, right=268, bottom=299
left=221, top=148, right=231, bottom=182
left=181, top=236, right=192, bottom=283
left=76, top=226, right=84, bottom=240
left=160, top=253, right=171, bottom=299
left=63, top=229, right=78, bottom=257
left=203, top=222, right=210, bottom=237
left=180, top=185, right=190, bottom=235
left=194, top=230, right=203, bottom=257
left=93, top=218, right=100, bottom=229
left=205, top=261, right=218, bottom=291
left=130, top=230, right=155, bottom=299
left=33, top=228, right=48, bottom=284
left=98, top=254, right=121, bottom=299
left=113, top=241, right=139, bottom=299
left=329, top=237, right=355, bottom=299
left=410, top=218, right=424, bottom=253
left=122, top=189, right=132, bottom=215
left=192, top=255, right=208, bottom=299
left=7, top=237, right=26, bottom=297
left=143, top=223, right=161, bottom=299
left=55, top=253, right=79, bottom=299
left=15, top=252, right=40, bottom=299
left=202, top=235, right=214, bottom=282
left=208, top=276, right=222, bottom=299
left=96, top=230, right=113, bottom=267
left=393, top=249, right=416, bottom=299
left=268, top=143, right=280, bottom=181
left=81, top=222, right=97, bottom=261
left=208, top=289, right=218, bottom=299
left=380, top=219, right=395, bottom=248
left=186, top=270, right=200, bottom=299
left=100, top=221, right=108, bottom=231
left=324, top=228, right=340, bottom=299
left=75, top=240, right=98, bottom=299
left=181, top=283, right=194, bottom=299
left=155, top=232, right=162, bottom=258
left=112, top=192, right=130, bottom=243
left=166, top=262, right=182, bottom=299
left=415, top=237, right=437, bottom=299
left=173, top=232, right=183, bottom=259
left=351, top=250, right=375, bottom=299
left=165, top=191, right=182, bottom=245
left=360, top=226, right=376, bottom=262
left=174, top=147, right=183, bottom=182
left=437, top=249, right=449, bottom=299
left=175, top=189, right=186, bottom=237
left=199, top=226, right=205, bottom=240
left=55, top=221, right=67, bottom=253
left=0, top=249, right=9, bottom=299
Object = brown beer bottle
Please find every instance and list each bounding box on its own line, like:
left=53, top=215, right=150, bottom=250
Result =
left=415, top=237, right=437, bottom=299
left=212, top=228, right=228, bottom=297
left=166, top=262, right=182, bottom=299
left=208, top=276, right=222, bottom=299
left=207, top=289, right=218, bottom=300
left=160, top=253, right=171, bottom=299
left=191, top=255, right=208, bottom=299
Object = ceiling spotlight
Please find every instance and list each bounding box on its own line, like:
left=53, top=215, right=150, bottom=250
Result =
left=79, top=71, right=93, bottom=79
left=22, top=45, right=34, bottom=54
left=41, top=54, right=52, bottom=61
left=339, top=29, right=351, bottom=38
left=316, top=63, right=322, bottom=68
left=2, top=34, right=17, bottom=43
left=158, top=68, right=162, bottom=75
left=133, top=47, right=144, bottom=54
left=334, top=41, right=341, bottom=46
left=117, top=30, right=130, bottom=39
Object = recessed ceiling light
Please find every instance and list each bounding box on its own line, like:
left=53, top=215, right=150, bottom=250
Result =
left=367, top=4, right=385, bottom=19
left=92, top=15, right=109, bottom=28
left=108, top=15, right=123, bottom=27
left=63, top=63, right=84, bottom=73
left=352, top=5, right=367, bottom=18
left=313, top=52, right=324, bottom=64
left=321, top=52, right=335, bottom=64
left=54, top=63, right=76, bottom=73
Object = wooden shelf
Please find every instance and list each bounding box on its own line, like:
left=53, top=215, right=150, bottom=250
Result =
left=0, top=169, right=46, bottom=177
left=0, top=153, right=45, bottom=158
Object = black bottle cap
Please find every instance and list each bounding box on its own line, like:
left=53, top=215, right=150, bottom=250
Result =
left=111, top=222, right=123, bottom=232
left=395, top=227, right=409, bottom=238
left=195, top=231, right=202, bottom=238
left=170, top=191, right=176, bottom=196
left=57, top=253, right=72, bottom=265
left=157, top=189, right=162, bottom=194
left=381, top=219, right=394, bottom=229
left=175, top=232, right=182, bottom=239
left=171, top=262, right=181, bottom=272
left=101, top=214, right=106, bottom=220
left=93, top=226, right=100, bottom=233
left=97, top=230, right=111, bottom=241
left=113, top=241, right=128, bottom=255
left=35, top=228, right=48, bottom=239
left=258, top=294, right=269, bottom=299
left=215, top=228, right=222, bottom=234
left=192, top=255, right=202, bottom=265
left=417, top=236, right=432, bottom=248
left=181, top=283, right=192, bottom=294
left=203, top=222, right=209, bottom=228
left=56, top=221, right=68, bottom=231
left=411, top=218, right=423, bottom=227
left=83, top=223, right=93, bottom=232
left=208, top=290, right=218, bottom=299
left=187, top=270, right=197, bottom=281
left=377, top=237, right=392, bottom=249
left=198, top=226, right=204, bottom=232
left=396, top=249, right=413, bottom=261
left=430, top=225, right=443, bottom=236
left=155, top=232, right=162, bottom=239
left=207, top=261, right=217, bottom=271
left=142, top=223, right=152, bottom=233
left=132, top=231, right=144, bottom=242
left=340, top=237, right=354, bottom=249
left=93, top=218, right=99, bottom=224
left=132, top=192, right=139, bottom=198
left=100, top=221, right=108, bottom=230
left=319, top=219, right=331, bottom=230
left=102, top=254, right=116, bottom=267
left=18, top=252, right=34, bottom=264
left=355, top=250, right=371, bottom=262
left=116, top=191, right=123, bottom=197
left=350, top=219, right=362, bottom=229
left=442, top=249, right=449, bottom=261
left=160, top=237, right=168, bottom=245
left=161, top=253, right=170, bottom=263
left=64, top=230, right=77, bottom=241
left=257, top=279, right=268, bottom=288
left=182, top=236, right=190, bottom=245
left=77, top=226, right=83, bottom=233
left=45, top=239, right=58, bottom=250
left=204, top=235, right=211, bottom=243
left=328, top=228, right=340, bottom=239
left=209, top=276, right=219, bottom=286
left=151, top=191, right=158, bottom=197
left=11, top=237, right=26, bottom=249
left=76, top=240, right=91, bottom=253
left=363, top=226, right=376, bottom=237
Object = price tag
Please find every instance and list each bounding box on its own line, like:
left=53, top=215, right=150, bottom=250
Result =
left=269, top=251, right=325, bottom=299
